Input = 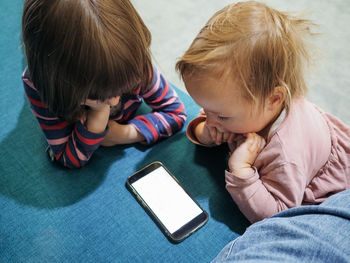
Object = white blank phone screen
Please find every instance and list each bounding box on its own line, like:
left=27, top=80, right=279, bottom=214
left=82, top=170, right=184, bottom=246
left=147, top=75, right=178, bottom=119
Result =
left=131, top=166, right=202, bottom=234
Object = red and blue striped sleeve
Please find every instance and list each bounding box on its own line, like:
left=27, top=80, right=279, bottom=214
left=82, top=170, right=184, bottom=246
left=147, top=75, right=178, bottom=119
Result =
left=128, top=67, right=187, bottom=144
left=22, top=69, right=107, bottom=168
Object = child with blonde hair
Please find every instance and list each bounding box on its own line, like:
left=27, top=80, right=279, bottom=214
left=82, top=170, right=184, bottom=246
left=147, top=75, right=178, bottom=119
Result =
left=176, top=1, right=350, bottom=223
left=22, top=0, right=186, bottom=168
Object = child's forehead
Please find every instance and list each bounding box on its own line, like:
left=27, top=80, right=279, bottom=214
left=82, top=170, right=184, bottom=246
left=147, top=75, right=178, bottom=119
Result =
left=188, top=68, right=242, bottom=91
left=185, top=70, right=245, bottom=105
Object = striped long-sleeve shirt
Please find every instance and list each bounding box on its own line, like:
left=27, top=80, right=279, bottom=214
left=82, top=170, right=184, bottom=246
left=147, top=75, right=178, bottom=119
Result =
left=22, top=66, right=187, bottom=168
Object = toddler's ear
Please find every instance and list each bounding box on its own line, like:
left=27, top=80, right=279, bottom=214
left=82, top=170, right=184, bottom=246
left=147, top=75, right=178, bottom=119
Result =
left=268, top=86, right=286, bottom=110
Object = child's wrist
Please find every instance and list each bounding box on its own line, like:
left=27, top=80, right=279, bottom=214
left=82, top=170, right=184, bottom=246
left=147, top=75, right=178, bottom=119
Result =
left=229, top=165, right=255, bottom=178
left=128, top=124, right=145, bottom=143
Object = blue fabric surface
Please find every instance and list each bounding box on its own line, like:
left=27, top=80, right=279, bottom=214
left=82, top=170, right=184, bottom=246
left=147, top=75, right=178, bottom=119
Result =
left=0, top=1, right=249, bottom=262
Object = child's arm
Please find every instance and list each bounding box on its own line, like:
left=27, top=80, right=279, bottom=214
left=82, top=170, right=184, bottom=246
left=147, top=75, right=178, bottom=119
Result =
left=84, top=100, right=111, bottom=134
left=127, top=67, right=187, bottom=144
left=225, top=133, right=305, bottom=223
left=23, top=73, right=107, bottom=168
left=101, top=121, right=145, bottom=146
left=228, top=133, right=266, bottom=177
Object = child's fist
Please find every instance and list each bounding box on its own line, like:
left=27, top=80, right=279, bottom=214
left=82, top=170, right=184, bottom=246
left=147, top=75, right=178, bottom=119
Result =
left=194, top=121, right=216, bottom=145
left=195, top=121, right=235, bottom=146
left=228, top=133, right=265, bottom=177
left=207, top=125, right=235, bottom=145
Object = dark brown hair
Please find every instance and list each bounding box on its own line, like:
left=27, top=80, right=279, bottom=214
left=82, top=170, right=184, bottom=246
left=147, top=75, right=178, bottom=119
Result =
left=176, top=1, right=315, bottom=112
left=22, top=0, right=153, bottom=121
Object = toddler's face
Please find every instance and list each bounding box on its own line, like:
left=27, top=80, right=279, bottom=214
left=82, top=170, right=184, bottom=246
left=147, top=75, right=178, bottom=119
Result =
left=184, top=72, right=276, bottom=135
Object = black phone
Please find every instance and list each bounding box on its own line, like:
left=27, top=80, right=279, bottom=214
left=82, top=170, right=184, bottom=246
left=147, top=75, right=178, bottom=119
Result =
left=126, top=161, right=208, bottom=243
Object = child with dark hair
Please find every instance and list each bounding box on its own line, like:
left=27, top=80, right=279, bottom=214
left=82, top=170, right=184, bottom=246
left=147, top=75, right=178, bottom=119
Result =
left=22, top=0, right=186, bottom=168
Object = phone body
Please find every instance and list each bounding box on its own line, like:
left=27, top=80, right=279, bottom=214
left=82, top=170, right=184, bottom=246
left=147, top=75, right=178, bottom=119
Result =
left=126, top=161, right=208, bottom=243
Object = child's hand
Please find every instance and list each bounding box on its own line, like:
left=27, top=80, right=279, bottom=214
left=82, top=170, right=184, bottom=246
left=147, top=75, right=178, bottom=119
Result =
left=83, top=97, right=121, bottom=133
left=101, top=121, right=145, bottom=146
left=195, top=121, right=235, bottom=145
left=84, top=101, right=111, bottom=134
left=207, top=125, right=236, bottom=145
left=228, top=133, right=266, bottom=177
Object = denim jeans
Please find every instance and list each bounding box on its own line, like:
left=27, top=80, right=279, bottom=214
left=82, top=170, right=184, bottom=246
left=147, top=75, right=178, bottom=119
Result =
left=212, top=190, right=350, bottom=263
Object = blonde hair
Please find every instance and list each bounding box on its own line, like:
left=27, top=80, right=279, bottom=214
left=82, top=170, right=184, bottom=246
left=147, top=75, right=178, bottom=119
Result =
left=176, top=1, right=316, bottom=111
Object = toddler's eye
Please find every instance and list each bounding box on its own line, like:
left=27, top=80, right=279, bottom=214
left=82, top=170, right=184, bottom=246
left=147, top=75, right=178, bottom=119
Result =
left=218, top=116, right=229, bottom=121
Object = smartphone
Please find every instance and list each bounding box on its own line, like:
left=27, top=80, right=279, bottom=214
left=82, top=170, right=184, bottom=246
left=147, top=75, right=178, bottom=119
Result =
left=126, top=161, right=208, bottom=243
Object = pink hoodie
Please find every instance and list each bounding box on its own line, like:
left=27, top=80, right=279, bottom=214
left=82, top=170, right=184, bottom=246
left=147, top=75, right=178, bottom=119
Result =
left=187, top=99, right=350, bottom=223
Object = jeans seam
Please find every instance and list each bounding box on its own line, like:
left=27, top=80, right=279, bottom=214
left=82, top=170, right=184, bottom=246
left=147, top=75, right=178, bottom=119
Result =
left=225, top=237, right=239, bottom=259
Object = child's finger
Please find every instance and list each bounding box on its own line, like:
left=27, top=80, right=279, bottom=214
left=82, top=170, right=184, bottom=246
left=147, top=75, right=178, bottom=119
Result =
left=246, top=133, right=265, bottom=154
left=259, top=137, right=266, bottom=151
left=222, top=132, right=230, bottom=142
left=251, top=133, right=266, bottom=152
left=227, top=133, right=235, bottom=144
left=242, top=133, right=259, bottom=153
left=208, top=126, right=217, bottom=141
